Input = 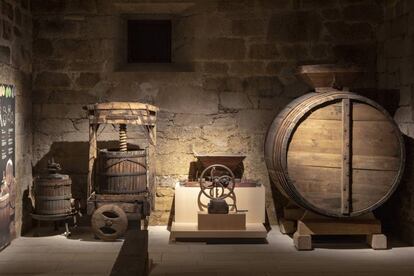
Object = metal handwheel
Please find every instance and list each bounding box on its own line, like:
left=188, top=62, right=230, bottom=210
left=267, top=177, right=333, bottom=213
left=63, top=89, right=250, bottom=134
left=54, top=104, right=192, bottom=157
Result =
left=91, top=204, right=128, bottom=241
left=199, top=164, right=235, bottom=200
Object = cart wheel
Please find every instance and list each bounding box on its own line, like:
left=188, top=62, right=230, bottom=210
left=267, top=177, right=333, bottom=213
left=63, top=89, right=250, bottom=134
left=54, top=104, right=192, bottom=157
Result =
left=91, top=204, right=128, bottom=241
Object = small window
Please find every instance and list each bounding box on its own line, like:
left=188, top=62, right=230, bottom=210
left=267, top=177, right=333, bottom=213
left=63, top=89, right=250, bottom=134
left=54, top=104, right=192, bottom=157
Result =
left=127, top=20, right=172, bottom=63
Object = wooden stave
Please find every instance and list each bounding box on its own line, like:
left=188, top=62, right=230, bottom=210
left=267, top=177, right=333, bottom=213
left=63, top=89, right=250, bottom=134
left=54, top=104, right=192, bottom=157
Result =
left=97, top=149, right=147, bottom=194
left=34, top=178, right=72, bottom=215
left=264, top=90, right=405, bottom=217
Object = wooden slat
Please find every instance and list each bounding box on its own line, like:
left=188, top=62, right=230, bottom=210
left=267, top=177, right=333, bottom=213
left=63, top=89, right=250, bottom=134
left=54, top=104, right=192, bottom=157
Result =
left=288, top=165, right=341, bottom=194
left=90, top=118, right=156, bottom=125
left=289, top=118, right=341, bottom=154
left=353, top=102, right=388, bottom=121
left=307, top=102, right=342, bottom=120
left=341, top=98, right=351, bottom=215
left=352, top=155, right=400, bottom=171
left=352, top=169, right=397, bottom=211
left=288, top=152, right=341, bottom=168
left=88, top=102, right=159, bottom=112
left=353, top=121, right=399, bottom=156
left=288, top=152, right=400, bottom=171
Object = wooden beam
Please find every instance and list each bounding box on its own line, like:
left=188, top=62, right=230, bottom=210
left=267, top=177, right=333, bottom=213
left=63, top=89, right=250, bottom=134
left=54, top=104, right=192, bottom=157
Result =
left=341, top=98, right=351, bottom=215
left=88, top=124, right=99, bottom=198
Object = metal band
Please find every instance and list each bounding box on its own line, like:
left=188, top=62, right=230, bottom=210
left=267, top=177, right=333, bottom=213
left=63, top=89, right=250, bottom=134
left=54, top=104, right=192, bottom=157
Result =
left=99, top=172, right=147, bottom=177
left=36, top=195, right=72, bottom=200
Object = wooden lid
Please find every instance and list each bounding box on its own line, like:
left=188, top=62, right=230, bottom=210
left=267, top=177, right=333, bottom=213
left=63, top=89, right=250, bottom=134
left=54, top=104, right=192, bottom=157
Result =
left=297, top=64, right=363, bottom=90
left=84, top=102, right=159, bottom=112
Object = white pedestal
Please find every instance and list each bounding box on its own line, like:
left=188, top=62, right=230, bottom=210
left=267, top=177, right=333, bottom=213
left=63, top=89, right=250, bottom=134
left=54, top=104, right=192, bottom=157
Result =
left=171, top=183, right=267, bottom=240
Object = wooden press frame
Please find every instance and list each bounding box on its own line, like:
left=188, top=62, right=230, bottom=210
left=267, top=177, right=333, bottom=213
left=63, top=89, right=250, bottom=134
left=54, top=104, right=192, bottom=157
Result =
left=84, top=102, right=159, bottom=211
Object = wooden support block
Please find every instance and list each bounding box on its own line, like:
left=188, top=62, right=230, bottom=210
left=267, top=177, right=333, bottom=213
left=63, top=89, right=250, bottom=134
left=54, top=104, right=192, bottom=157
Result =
left=367, top=234, right=387, bottom=250
left=279, top=218, right=296, bottom=234
left=293, top=232, right=312, bottom=250
left=292, top=211, right=387, bottom=250
left=198, top=212, right=246, bottom=230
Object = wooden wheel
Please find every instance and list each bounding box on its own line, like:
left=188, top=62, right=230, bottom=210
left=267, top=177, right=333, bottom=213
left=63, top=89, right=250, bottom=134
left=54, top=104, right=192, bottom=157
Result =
left=91, top=204, right=128, bottom=241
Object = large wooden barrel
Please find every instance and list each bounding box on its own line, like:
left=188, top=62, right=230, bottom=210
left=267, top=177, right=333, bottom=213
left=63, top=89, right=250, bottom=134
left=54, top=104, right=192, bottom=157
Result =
left=34, top=173, right=72, bottom=215
left=0, top=193, right=10, bottom=242
left=265, top=65, right=405, bottom=218
left=97, top=149, right=147, bottom=194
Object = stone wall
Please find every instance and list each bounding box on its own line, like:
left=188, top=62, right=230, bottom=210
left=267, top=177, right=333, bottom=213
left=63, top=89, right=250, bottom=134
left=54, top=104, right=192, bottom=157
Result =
left=376, top=0, right=414, bottom=243
left=31, top=0, right=383, bottom=225
left=0, top=0, right=33, bottom=237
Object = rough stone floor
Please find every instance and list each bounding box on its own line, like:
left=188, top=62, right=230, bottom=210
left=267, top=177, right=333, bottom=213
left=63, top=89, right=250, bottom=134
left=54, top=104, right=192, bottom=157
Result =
left=1, top=226, right=414, bottom=275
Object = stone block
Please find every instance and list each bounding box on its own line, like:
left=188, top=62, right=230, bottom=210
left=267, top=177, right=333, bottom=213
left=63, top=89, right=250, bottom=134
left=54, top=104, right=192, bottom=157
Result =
left=53, top=39, right=102, bottom=61
left=220, top=92, right=252, bottom=110
left=249, top=43, right=279, bottom=59
left=156, top=187, right=175, bottom=197
left=394, top=106, right=413, bottom=123
left=399, top=86, right=412, bottom=106
left=34, top=72, right=71, bottom=88
left=76, top=72, right=100, bottom=88
left=149, top=210, right=171, bottom=225
left=297, top=0, right=336, bottom=9
left=391, top=15, right=408, bottom=37
left=35, top=18, right=79, bottom=38
left=309, top=43, right=333, bottom=60
left=31, top=0, right=63, bottom=13
left=229, top=61, right=265, bottom=75
left=65, top=0, right=97, bottom=14
left=367, top=234, right=387, bottom=250
left=81, top=16, right=119, bottom=39
left=237, top=109, right=277, bottom=133
left=203, top=62, right=229, bottom=74
left=195, top=38, right=245, bottom=60
left=265, top=62, right=287, bottom=75
left=342, top=3, right=383, bottom=24
left=203, top=77, right=243, bottom=92
left=158, top=86, right=218, bottom=115
left=3, top=19, right=12, bottom=40
left=35, top=118, right=76, bottom=134
left=231, top=19, right=266, bottom=36
left=155, top=195, right=174, bottom=211
left=2, top=0, right=13, bottom=20
left=33, top=39, right=54, bottom=57
left=293, top=232, right=312, bottom=250
left=278, top=44, right=309, bottom=60
left=243, top=76, right=284, bottom=96
left=39, top=103, right=85, bottom=119
left=321, top=8, right=342, bottom=21
left=333, top=43, right=376, bottom=67
left=156, top=153, right=194, bottom=175
left=21, top=0, right=29, bottom=10
left=174, top=114, right=213, bottom=127
left=255, top=0, right=290, bottom=10
left=325, top=21, right=374, bottom=42
left=217, top=0, right=255, bottom=12
left=268, top=11, right=322, bottom=42
left=0, top=45, right=10, bottom=64
left=15, top=6, right=22, bottom=26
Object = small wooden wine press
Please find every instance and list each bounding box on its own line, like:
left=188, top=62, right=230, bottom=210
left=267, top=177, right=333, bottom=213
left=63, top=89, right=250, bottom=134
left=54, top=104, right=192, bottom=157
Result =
left=84, top=102, right=158, bottom=241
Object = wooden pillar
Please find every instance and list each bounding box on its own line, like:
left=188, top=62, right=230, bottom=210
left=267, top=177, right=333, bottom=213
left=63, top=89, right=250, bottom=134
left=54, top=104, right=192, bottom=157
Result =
left=88, top=123, right=99, bottom=198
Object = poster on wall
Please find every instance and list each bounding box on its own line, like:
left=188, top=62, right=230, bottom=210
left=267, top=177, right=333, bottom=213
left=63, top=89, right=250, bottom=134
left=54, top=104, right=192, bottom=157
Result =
left=0, top=84, right=15, bottom=251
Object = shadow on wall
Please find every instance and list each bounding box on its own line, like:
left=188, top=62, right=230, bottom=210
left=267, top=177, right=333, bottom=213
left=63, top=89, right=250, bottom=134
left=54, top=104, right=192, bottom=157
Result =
left=353, top=88, right=399, bottom=116
left=376, top=134, right=414, bottom=243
